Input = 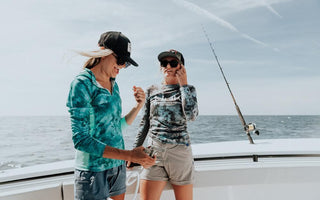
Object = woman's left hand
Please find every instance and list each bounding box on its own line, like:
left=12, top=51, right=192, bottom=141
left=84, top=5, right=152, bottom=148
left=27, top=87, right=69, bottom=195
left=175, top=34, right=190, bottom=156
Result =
left=176, top=64, right=188, bottom=86
left=133, top=86, right=145, bottom=107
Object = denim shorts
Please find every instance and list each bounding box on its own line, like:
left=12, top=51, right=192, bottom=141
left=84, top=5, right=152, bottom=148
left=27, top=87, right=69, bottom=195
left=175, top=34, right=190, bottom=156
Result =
left=74, top=164, right=126, bottom=200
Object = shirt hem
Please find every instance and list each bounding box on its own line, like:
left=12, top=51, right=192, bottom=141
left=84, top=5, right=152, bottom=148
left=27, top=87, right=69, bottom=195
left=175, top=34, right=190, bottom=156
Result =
left=74, top=161, right=124, bottom=172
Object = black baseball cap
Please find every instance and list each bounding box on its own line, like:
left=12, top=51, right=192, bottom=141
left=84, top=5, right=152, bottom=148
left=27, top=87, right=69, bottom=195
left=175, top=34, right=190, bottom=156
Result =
left=98, top=31, right=138, bottom=66
left=158, top=49, right=184, bottom=65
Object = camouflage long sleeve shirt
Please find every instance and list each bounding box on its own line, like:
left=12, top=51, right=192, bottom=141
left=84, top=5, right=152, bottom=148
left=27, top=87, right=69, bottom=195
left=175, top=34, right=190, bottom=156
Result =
left=134, top=84, right=198, bottom=147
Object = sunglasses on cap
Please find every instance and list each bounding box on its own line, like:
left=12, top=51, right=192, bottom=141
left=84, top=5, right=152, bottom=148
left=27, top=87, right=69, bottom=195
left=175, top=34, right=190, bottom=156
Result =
left=160, top=59, right=179, bottom=68
left=113, top=54, right=131, bottom=68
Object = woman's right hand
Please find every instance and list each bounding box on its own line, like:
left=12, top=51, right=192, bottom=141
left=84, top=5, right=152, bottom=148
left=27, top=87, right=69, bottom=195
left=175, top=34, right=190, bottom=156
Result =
left=133, top=86, right=146, bottom=108
left=176, top=64, right=188, bottom=86
left=129, top=146, right=156, bottom=169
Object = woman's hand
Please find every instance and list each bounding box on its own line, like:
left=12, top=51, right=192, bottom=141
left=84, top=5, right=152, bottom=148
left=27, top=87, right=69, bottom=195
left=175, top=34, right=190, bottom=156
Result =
left=133, top=86, right=146, bottom=108
left=176, top=64, right=188, bottom=86
left=129, top=146, right=156, bottom=169
left=124, top=86, right=146, bottom=125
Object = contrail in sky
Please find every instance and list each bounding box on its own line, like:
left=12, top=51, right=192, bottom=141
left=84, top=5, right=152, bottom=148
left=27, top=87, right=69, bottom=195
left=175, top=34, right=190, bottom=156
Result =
left=172, top=0, right=268, bottom=47
left=261, top=0, right=283, bottom=18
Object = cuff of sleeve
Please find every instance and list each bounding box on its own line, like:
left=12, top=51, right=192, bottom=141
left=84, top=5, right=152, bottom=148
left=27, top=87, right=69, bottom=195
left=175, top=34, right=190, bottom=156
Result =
left=121, top=117, right=129, bottom=130
left=96, top=142, right=107, bottom=157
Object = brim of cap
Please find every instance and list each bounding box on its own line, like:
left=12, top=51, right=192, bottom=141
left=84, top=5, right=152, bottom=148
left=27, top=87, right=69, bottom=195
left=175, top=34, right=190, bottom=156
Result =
left=126, top=57, right=139, bottom=67
left=158, top=52, right=180, bottom=62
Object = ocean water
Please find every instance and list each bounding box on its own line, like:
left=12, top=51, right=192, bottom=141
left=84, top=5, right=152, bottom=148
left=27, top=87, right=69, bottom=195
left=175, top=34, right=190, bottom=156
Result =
left=0, top=115, right=320, bottom=171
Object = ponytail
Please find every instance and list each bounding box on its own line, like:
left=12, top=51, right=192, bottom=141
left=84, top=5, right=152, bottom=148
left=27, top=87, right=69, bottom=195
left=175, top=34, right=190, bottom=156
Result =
left=83, top=57, right=101, bottom=69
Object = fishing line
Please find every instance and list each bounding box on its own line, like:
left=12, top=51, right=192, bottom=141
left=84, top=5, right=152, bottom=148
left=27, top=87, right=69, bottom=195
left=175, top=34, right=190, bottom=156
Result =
left=201, top=25, right=259, bottom=144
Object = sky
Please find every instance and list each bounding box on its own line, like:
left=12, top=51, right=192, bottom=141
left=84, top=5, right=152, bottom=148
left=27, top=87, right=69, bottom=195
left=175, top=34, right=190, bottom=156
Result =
left=0, top=0, right=319, bottom=116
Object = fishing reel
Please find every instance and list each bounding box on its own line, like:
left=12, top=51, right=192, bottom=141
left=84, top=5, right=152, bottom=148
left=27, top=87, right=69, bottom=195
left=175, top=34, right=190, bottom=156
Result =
left=245, top=123, right=260, bottom=135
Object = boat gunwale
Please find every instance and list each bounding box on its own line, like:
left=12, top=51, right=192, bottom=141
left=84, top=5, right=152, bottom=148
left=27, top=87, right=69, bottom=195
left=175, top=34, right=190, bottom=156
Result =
left=2, top=138, right=320, bottom=184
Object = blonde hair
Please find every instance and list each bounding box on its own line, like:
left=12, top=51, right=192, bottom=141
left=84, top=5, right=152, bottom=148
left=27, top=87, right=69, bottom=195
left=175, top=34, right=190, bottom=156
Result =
left=83, top=57, right=101, bottom=69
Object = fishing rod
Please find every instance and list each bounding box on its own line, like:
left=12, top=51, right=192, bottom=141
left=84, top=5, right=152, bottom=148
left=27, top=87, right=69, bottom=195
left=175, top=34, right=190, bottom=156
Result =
left=201, top=25, right=259, bottom=144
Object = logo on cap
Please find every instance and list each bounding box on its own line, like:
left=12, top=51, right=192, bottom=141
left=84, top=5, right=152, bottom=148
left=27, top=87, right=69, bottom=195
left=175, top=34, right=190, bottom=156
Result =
left=127, top=42, right=131, bottom=53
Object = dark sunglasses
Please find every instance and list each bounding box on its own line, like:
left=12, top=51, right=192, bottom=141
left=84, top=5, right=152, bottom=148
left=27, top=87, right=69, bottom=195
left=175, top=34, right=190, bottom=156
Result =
left=160, top=59, right=179, bottom=68
left=113, top=54, right=131, bottom=68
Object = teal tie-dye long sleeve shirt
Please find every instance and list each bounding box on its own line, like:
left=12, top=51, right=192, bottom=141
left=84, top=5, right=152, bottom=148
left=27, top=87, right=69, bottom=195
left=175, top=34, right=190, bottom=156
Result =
left=66, top=68, right=127, bottom=172
left=134, top=84, right=198, bottom=147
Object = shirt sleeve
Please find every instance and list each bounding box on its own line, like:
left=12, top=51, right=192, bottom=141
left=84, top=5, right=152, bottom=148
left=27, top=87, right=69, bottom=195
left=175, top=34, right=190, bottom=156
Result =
left=133, top=89, right=151, bottom=147
left=66, top=79, right=106, bottom=157
left=120, top=117, right=129, bottom=130
left=180, top=85, right=199, bottom=121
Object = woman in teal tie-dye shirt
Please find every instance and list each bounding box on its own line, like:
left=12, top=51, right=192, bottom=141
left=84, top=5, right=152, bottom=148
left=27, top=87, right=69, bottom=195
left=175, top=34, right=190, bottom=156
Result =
left=67, top=31, right=155, bottom=200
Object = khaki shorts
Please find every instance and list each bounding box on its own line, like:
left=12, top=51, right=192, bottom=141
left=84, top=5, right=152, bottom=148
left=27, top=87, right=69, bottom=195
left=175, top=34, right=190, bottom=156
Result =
left=140, top=139, right=194, bottom=185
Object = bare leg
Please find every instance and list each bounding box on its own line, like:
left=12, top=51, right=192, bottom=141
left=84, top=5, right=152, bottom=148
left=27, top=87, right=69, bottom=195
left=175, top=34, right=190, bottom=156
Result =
left=140, top=180, right=167, bottom=200
left=110, top=193, right=125, bottom=200
left=172, top=184, right=193, bottom=200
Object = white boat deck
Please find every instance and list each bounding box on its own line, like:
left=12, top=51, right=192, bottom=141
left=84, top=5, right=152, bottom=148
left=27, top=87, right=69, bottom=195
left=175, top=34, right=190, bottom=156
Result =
left=1, top=138, right=320, bottom=200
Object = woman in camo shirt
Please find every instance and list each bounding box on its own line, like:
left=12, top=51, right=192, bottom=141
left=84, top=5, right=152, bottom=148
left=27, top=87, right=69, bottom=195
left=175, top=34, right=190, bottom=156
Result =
left=131, top=49, right=198, bottom=200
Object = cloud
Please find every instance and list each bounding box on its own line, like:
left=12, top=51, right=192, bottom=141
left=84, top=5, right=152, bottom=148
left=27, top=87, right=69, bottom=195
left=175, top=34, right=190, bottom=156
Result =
left=261, top=0, right=283, bottom=18
left=209, top=0, right=290, bottom=16
left=240, top=33, right=268, bottom=47
left=172, top=0, right=268, bottom=47
left=314, top=41, right=320, bottom=48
